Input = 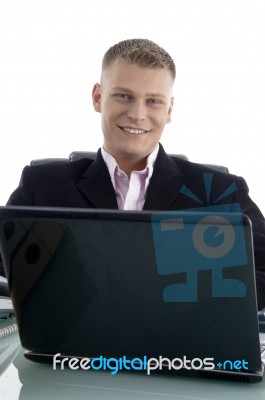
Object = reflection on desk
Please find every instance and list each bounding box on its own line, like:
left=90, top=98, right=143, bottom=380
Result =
left=1, top=319, right=265, bottom=400
left=1, top=350, right=265, bottom=399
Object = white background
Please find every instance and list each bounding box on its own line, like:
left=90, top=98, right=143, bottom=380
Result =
left=0, top=0, right=264, bottom=210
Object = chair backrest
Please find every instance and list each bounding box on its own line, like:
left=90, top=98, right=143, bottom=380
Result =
left=68, top=151, right=189, bottom=162
left=31, top=151, right=229, bottom=173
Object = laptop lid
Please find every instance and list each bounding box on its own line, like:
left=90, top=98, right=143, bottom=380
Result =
left=0, top=206, right=262, bottom=381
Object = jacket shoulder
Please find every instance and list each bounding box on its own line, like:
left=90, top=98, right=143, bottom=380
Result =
left=7, top=158, right=96, bottom=206
left=170, top=155, right=240, bottom=179
left=29, top=157, right=94, bottom=181
left=168, top=155, right=249, bottom=194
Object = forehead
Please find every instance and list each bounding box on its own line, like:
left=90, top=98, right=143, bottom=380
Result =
left=101, top=60, right=173, bottom=95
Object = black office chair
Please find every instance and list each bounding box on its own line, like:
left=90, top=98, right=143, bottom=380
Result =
left=31, top=151, right=229, bottom=173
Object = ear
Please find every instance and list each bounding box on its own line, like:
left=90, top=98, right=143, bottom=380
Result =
left=92, top=83, right=102, bottom=113
left=166, top=97, right=174, bottom=124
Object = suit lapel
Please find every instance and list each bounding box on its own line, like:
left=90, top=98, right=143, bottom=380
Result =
left=144, top=145, right=184, bottom=210
left=76, top=145, right=183, bottom=210
left=76, top=149, right=118, bottom=209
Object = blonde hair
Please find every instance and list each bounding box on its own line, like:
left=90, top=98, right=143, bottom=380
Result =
left=102, top=39, right=175, bottom=80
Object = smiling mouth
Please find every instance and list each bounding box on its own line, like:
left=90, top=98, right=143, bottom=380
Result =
left=119, top=126, right=150, bottom=135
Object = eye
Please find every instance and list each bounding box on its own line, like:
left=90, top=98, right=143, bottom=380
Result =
left=147, top=98, right=162, bottom=105
left=113, top=93, right=132, bottom=101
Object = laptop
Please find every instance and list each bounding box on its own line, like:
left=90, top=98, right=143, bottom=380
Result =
left=0, top=206, right=263, bottom=383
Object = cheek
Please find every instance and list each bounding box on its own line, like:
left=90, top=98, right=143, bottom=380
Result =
left=100, top=104, right=113, bottom=124
left=103, top=102, right=126, bottom=121
left=152, top=110, right=170, bottom=127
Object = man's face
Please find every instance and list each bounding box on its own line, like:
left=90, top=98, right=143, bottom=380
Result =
left=92, top=59, right=174, bottom=166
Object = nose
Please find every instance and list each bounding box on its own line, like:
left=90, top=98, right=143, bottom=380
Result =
left=127, top=100, right=146, bottom=122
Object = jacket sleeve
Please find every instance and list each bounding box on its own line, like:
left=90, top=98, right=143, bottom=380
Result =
left=234, top=176, right=265, bottom=310
left=0, top=166, right=33, bottom=277
left=6, top=166, right=34, bottom=206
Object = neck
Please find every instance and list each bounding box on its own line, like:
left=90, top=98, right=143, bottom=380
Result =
left=115, top=157, right=148, bottom=178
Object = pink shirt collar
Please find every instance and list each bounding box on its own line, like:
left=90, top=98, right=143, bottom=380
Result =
left=101, top=145, right=159, bottom=210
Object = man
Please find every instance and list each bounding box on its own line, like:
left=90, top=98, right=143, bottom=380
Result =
left=3, top=39, right=265, bottom=309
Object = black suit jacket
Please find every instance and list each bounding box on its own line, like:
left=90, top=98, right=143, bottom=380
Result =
left=4, top=144, right=265, bottom=309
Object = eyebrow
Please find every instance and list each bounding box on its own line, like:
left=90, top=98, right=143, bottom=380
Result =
left=111, top=87, right=167, bottom=99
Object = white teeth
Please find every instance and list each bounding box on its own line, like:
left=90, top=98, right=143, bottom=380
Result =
left=122, top=127, right=147, bottom=134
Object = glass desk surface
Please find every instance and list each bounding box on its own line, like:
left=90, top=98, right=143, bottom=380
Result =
left=1, top=319, right=265, bottom=400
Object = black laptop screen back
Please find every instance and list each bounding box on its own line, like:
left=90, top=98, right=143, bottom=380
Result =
left=0, top=207, right=261, bottom=372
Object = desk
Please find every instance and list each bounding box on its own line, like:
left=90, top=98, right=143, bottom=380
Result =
left=1, top=320, right=265, bottom=400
